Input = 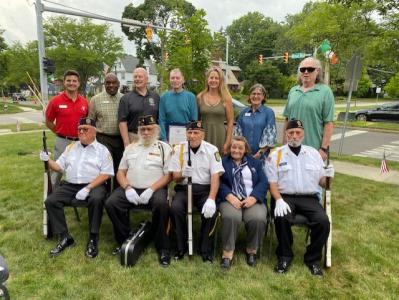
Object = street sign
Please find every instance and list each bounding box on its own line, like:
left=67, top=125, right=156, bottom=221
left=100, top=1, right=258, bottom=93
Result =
left=376, top=87, right=381, bottom=94
left=343, top=55, right=362, bottom=92
left=291, top=52, right=306, bottom=59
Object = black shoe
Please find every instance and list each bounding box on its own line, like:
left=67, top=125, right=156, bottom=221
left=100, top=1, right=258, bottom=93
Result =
left=85, top=239, right=98, bottom=258
left=112, top=246, right=121, bottom=256
left=246, top=253, right=257, bottom=267
left=220, top=257, right=232, bottom=270
left=159, top=250, right=171, bottom=267
left=202, top=254, right=213, bottom=263
left=307, top=263, right=323, bottom=276
left=50, top=236, right=75, bottom=257
left=174, top=250, right=186, bottom=261
left=275, top=258, right=292, bottom=274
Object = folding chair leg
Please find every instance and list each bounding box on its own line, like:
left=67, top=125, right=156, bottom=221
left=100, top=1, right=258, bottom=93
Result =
left=74, top=207, right=81, bottom=222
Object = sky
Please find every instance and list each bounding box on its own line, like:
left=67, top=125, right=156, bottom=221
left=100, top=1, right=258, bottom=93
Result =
left=0, top=0, right=310, bottom=53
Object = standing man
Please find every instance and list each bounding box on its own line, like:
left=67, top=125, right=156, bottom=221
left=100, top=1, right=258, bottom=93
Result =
left=158, top=68, right=198, bottom=142
left=118, top=67, right=160, bottom=147
left=265, top=119, right=334, bottom=276
left=89, top=73, right=124, bottom=190
left=283, top=57, right=334, bottom=160
left=40, top=118, right=114, bottom=258
left=45, top=70, right=89, bottom=187
left=169, top=121, right=225, bottom=262
left=105, top=115, right=173, bottom=267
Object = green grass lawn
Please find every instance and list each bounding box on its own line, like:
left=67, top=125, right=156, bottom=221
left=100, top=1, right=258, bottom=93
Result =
left=0, top=101, right=24, bottom=114
left=1, top=132, right=398, bottom=299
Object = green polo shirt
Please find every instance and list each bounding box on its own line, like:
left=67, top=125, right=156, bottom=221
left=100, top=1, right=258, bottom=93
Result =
left=283, top=83, right=334, bottom=149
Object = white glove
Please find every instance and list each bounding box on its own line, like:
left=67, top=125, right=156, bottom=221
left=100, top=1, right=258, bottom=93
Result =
left=39, top=150, right=51, bottom=161
left=201, top=198, right=216, bottom=219
left=182, top=165, right=193, bottom=178
left=125, top=187, right=140, bottom=205
left=274, top=198, right=291, bottom=217
left=76, top=187, right=90, bottom=201
left=138, top=188, right=153, bottom=205
left=325, top=164, right=335, bottom=178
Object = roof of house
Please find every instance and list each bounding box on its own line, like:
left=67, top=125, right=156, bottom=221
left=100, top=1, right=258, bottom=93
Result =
left=119, top=54, right=157, bottom=75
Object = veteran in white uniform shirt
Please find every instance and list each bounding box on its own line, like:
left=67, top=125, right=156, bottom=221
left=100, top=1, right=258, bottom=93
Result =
left=40, top=118, right=114, bottom=259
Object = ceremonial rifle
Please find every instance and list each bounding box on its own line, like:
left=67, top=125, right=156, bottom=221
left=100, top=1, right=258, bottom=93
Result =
left=187, top=140, right=193, bottom=258
left=42, top=131, right=53, bottom=239
left=324, top=148, right=332, bottom=267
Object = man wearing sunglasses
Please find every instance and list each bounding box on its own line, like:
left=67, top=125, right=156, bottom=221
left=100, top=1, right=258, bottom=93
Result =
left=40, top=118, right=114, bottom=259
left=282, top=57, right=334, bottom=160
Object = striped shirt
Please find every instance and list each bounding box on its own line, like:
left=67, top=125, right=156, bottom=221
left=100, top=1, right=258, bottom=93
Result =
left=89, top=91, right=123, bottom=135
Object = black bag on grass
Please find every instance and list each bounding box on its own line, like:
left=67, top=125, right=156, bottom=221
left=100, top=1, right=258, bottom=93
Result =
left=120, top=221, right=153, bottom=267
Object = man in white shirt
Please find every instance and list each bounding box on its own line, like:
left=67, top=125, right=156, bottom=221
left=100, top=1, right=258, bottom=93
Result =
left=265, top=119, right=334, bottom=276
left=105, top=115, right=173, bottom=267
left=169, top=121, right=225, bottom=262
left=40, top=118, right=114, bottom=258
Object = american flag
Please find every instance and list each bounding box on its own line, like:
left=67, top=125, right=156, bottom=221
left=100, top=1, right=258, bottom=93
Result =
left=380, top=151, right=389, bottom=174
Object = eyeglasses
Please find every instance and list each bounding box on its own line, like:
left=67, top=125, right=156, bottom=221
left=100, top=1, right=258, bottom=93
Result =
left=78, top=127, right=89, bottom=133
left=299, top=67, right=316, bottom=73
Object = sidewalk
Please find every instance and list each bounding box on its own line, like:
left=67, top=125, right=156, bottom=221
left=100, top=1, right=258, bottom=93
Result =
left=333, top=160, right=399, bottom=185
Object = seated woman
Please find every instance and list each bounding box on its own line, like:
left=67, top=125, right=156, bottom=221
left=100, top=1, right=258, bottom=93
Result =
left=218, top=136, right=268, bottom=269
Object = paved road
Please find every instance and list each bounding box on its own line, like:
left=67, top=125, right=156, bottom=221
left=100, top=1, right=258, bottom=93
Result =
left=0, top=107, right=44, bottom=125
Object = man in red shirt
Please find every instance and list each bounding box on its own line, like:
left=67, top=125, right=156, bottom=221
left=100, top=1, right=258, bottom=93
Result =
left=45, top=70, right=89, bottom=187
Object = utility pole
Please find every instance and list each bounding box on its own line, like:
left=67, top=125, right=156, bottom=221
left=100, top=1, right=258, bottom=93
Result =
left=35, top=0, right=48, bottom=105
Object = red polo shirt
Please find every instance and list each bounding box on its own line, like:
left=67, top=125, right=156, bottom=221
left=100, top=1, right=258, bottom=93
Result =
left=46, top=92, right=89, bottom=138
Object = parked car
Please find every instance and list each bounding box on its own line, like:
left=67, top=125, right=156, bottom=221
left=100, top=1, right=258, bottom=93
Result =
left=355, top=102, right=399, bottom=122
left=12, top=93, right=27, bottom=102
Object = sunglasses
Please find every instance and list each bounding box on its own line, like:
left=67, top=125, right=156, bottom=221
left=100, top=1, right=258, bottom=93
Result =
left=78, top=127, right=89, bottom=133
left=299, top=67, right=316, bottom=73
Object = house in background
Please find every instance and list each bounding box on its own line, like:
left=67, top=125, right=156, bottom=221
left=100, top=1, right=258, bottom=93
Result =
left=211, top=60, right=242, bottom=91
left=114, top=55, right=158, bottom=91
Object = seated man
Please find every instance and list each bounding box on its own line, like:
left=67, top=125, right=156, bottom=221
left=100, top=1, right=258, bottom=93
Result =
left=265, top=119, right=334, bottom=276
left=40, top=118, right=114, bottom=258
left=105, top=115, right=173, bottom=267
left=169, top=121, right=225, bottom=262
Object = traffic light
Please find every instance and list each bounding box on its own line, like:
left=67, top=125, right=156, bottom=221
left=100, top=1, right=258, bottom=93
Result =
left=145, top=26, right=153, bottom=41
left=43, top=57, right=55, bottom=74
left=258, top=54, right=264, bottom=65
left=283, top=52, right=289, bottom=64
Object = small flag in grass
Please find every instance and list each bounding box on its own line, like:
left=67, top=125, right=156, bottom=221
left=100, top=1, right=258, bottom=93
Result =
left=380, top=151, right=389, bottom=174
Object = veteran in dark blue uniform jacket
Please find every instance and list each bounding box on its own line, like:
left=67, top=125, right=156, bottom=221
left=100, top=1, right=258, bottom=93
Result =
left=218, top=136, right=268, bottom=269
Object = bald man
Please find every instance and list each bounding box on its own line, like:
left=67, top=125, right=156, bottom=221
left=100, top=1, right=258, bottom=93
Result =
left=89, top=73, right=124, bottom=190
left=118, top=67, right=160, bottom=147
left=282, top=57, right=334, bottom=160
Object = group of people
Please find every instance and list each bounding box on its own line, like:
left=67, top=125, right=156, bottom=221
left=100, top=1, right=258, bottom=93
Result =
left=39, top=56, right=335, bottom=276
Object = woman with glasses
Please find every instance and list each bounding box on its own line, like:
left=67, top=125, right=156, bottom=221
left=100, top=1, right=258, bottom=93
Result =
left=282, top=57, right=334, bottom=160
left=234, top=83, right=276, bottom=160
left=197, top=67, right=234, bottom=155
left=218, top=136, right=268, bottom=269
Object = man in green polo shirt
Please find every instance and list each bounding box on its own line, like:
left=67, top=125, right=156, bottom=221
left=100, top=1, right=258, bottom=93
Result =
left=283, top=57, right=334, bottom=160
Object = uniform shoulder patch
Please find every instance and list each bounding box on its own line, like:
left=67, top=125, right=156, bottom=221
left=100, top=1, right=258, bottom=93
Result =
left=214, top=151, right=221, bottom=162
left=65, top=142, right=76, bottom=153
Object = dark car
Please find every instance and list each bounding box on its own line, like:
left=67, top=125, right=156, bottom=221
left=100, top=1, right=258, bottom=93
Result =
left=12, top=93, right=27, bottom=102
left=355, top=102, right=399, bottom=122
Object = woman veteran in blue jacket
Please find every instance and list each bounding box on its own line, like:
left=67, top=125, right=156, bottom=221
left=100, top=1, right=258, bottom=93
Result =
left=218, top=136, right=268, bottom=269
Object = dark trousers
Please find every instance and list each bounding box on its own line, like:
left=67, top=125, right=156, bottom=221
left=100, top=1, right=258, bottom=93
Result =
left=170, top=184, right=216, bottom=256
left=105, top=187, right=170, bottom=251
left=274, top=194, right=330, bottom=265
left=96, top=133, right=124, bottom=191
left=44, top=181, right=107, bottom=236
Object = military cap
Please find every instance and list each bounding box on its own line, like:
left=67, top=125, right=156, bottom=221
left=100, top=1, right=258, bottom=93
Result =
left=138, top=115, right=157, bottom=126
left=79, top=117, right=96, bottom=127
left=286, top=119, right=304, bottom=130
left=186, top=120, right=204, bottom=131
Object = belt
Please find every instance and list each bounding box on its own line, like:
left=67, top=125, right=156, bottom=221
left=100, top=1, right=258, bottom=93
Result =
left=57, top=134, right=79, bottom=141
left=281, top=193, right=318, bottom=198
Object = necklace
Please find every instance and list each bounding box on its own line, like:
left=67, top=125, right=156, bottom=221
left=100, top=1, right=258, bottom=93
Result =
left=203, top=94, right=221, bottom=107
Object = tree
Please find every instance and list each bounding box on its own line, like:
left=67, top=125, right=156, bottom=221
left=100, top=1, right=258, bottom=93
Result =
left=44, top=17, right=123, bottom=93
left=243, top=61, right=285, bottom=98
left=384, top=72, right=399, bottom=98
left=226, top=12, right=283, bottom=71
left=121, top=0, right=196, bottom=64
left=163, top=9, right=212, bottom=94
left=0, top=28, right=7, bottom=52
